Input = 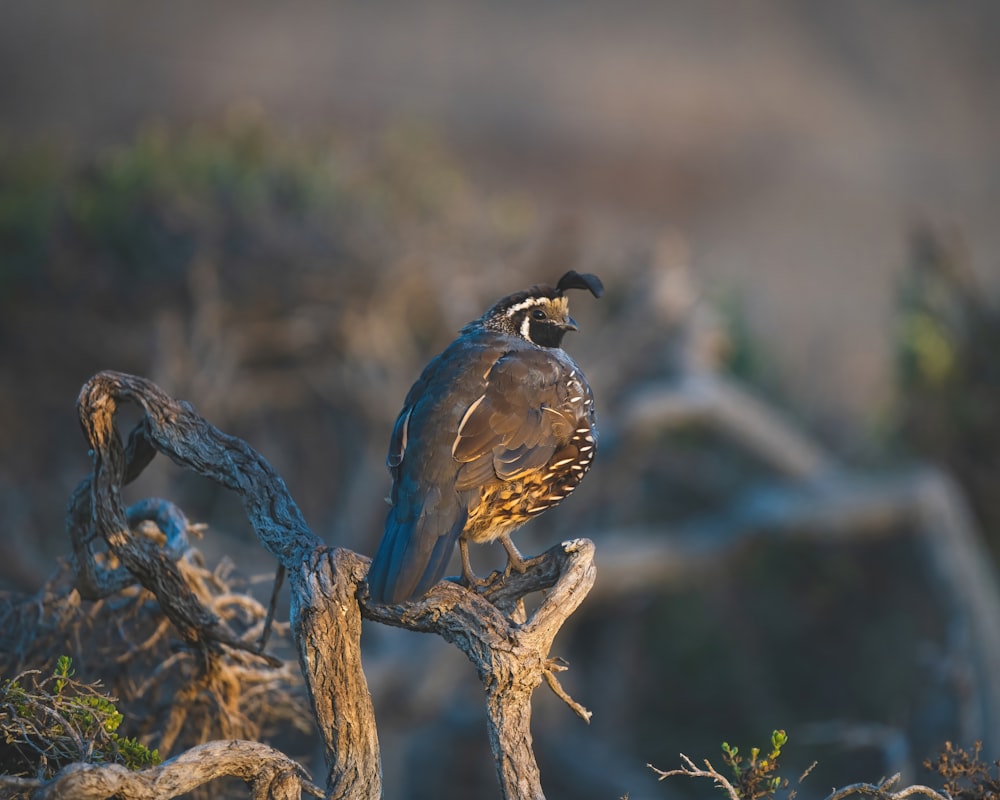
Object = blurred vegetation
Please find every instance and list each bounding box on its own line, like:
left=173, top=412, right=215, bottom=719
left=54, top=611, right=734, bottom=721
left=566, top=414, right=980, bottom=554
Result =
left=894, top=225, right=1000, bottom=559
left=0, top=114, right=481, bottom=297
left=925, top=741, right=1000, bottom=800
left=0, top=115, right=550, bottom=572
left=0, top=122, right=990, bottom=798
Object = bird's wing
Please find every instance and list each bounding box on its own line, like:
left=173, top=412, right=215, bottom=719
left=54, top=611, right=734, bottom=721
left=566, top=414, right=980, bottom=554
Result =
left=451, top=348, right=587, bottom=491
left=368, top=345, right=484, bottom=603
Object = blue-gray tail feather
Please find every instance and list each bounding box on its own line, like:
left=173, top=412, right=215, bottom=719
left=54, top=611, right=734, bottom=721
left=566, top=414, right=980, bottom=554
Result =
left=367, top=511, right=466, bottom=604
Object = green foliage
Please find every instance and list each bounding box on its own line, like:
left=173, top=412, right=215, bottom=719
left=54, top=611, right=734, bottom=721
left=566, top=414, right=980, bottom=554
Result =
left=0, top=656, right=160, bottom=785
left=114, top=734, right=162, bottom=770
left=895, top=228, right=968, bottom=391
left=52, top=653, right=73, bottom=697
left=721, top=729, right=791, bottom=800
left=925, top=741, right=1000, bottom=800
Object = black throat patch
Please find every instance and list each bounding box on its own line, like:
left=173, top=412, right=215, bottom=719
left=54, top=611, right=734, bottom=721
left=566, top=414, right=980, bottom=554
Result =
left=528, top=318, right=566, bottom=348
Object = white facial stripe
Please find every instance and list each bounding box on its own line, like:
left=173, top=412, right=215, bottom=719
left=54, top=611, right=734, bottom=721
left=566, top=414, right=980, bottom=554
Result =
left=520, top=316, right=532, bottom=339
left=505, top=297, right=549, bottom=317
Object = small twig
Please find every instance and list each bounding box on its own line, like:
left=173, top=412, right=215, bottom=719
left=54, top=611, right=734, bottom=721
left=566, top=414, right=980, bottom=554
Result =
left=131, top=651, right=189, bottom=699
left=36, top=702, right=88, bottom=762
left=649, top=753, right=741, bottom=800
left=256, top=564, right=285, bottom=654
left=542, top=658, right=592, bottom=723
left=114, top=616, right=174, bottom=664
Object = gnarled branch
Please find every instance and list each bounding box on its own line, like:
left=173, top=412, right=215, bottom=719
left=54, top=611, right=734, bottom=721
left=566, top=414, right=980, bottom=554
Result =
left=32, top=740, right=322, bottom=800
left=58, top=371, right=595, bottom=799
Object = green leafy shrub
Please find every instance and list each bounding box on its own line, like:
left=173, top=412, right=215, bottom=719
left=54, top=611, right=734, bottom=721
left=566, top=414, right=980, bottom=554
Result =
left=721, top=729, right=791, bottom=800
left=0, top=655, right=160, bottom=783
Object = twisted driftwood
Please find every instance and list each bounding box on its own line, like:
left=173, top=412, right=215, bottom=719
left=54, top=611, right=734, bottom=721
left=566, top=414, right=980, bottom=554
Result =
left=45, top=370, right=595, bottom=800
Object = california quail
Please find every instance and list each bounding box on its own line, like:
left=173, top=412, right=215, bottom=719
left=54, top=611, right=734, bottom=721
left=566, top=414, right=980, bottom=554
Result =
left=366, top=271, right=603, bottom=604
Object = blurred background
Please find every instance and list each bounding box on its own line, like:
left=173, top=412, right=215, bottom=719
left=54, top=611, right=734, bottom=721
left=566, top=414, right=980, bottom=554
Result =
left=2, top=2, right=1000, bottom=798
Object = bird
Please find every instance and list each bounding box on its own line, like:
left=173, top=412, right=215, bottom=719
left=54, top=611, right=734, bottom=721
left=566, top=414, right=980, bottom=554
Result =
left=366, top=270, right=603, bottom=604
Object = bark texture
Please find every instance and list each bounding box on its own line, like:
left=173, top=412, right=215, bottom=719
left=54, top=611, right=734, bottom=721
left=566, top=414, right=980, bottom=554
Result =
left=31, top=740, right=319, bottom=800
left=51, top=370, right=594, bottom=799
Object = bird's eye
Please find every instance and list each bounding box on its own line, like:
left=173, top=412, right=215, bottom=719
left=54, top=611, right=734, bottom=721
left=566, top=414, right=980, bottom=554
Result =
left=531, top=308, right=547, bottom=320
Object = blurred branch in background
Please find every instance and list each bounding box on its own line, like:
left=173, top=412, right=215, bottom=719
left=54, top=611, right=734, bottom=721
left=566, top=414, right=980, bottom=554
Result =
left=599, top=236, right=1000, bottom=750
left=605, top=382, right=1000, bottom=753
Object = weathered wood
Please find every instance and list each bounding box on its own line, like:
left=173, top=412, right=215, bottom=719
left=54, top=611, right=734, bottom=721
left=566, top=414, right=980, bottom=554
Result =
left=361, top=539, right=596, bottom=800
left=69, top=371, right=315, bottom=653
left=290, top=548, right=381, bottom=800
left=32, top=740, right=321, bottom=800
left=73, top=372, right=323, bottom=570
left=58, top=370, right=595, bottom=799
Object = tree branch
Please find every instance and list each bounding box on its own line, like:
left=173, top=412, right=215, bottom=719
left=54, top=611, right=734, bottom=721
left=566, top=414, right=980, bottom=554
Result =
left=59, top=371, right=596, bottom=799
left=361, top=538, right=597, bottom=800
left=649, top=753, right=741, bottom=800
left=33, top=740, right=322, bottom=800
left=822, top=773, right=949, bottom=800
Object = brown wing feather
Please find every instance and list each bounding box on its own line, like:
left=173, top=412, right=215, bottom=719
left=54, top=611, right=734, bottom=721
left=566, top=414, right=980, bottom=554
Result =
left=452, top=349, right=586, bottom=490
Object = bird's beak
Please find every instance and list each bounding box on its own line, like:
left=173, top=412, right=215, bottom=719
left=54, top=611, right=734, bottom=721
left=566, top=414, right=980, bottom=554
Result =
left=562, top=316, right=579, bottom=331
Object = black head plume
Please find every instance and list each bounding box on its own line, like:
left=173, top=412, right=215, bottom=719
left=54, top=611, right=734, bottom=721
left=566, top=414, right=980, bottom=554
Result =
left=555, top=270, right=604, bottom=299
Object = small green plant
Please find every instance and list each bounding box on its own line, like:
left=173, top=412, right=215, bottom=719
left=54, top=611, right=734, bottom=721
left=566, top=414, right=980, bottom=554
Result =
left=721, top=729, right=791, bottom=800
left=653, top=733, right=1000, bottom=800
left=650, top=728, right=803, bottom=800
left=52, top=654, right=73, bottom=696
left=0, top=656, right=160, bottom=784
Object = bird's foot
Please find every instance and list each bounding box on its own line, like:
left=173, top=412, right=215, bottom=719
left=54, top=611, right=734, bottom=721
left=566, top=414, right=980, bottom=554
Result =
left=502, top=553, right=528, bottom=578
left=507, top=550, right=550, bottom=580
left=461, top=571, right=491, bottom=590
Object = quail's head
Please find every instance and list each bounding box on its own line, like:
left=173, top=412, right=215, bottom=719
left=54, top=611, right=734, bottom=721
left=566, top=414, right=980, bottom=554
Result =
left=477, top=270, right=604, bottom=348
